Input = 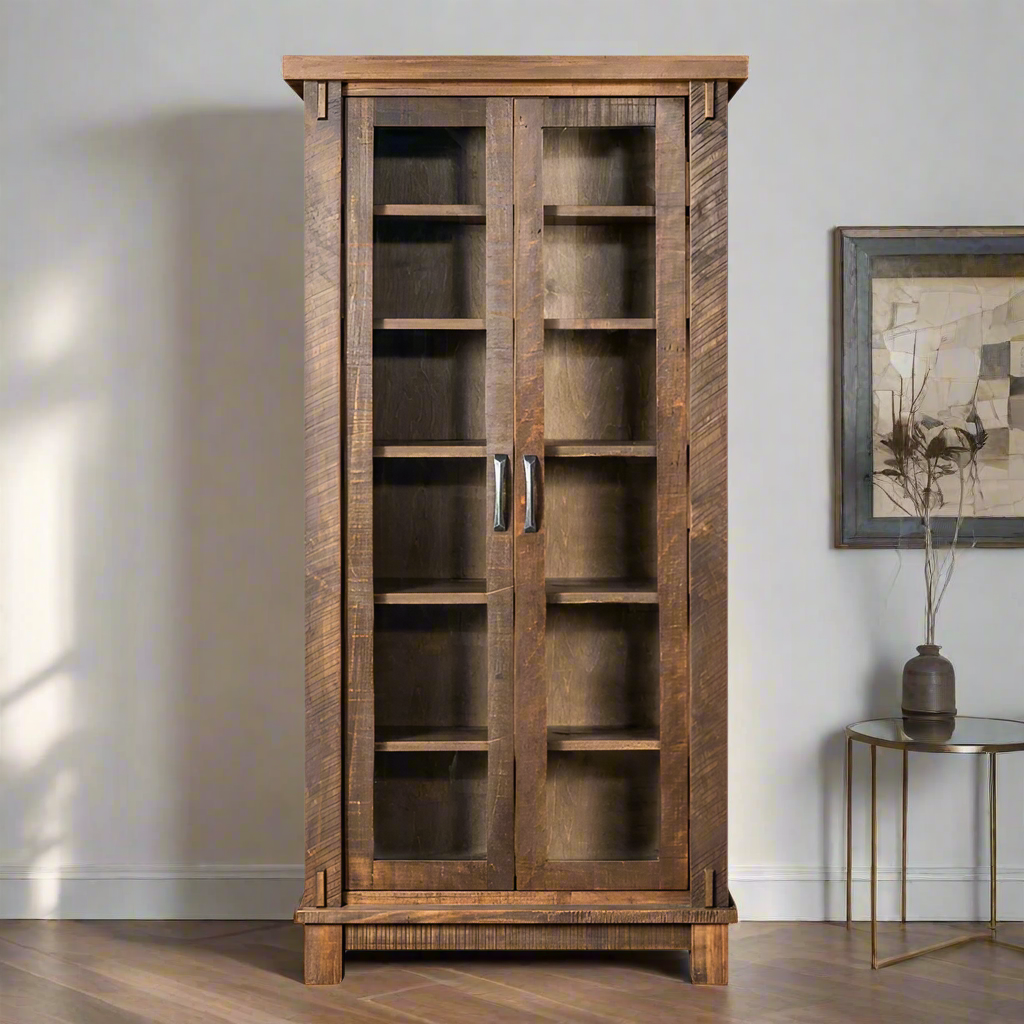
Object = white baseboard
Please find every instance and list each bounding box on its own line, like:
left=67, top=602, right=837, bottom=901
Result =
left=731, top=865, right=1024, bottom=922
left=2, top=864, right=1021, bottom=921
left=0, top=865, right=303, bottom=920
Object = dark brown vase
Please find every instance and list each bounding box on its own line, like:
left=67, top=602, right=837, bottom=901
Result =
left=902, top=644, right=956, bottom=719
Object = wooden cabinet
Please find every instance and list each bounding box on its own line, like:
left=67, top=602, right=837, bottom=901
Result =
left=285, top=56, right=747, bottom=987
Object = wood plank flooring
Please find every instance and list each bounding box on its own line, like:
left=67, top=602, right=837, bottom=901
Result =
left=0, top=921, right=1020, bottom=1023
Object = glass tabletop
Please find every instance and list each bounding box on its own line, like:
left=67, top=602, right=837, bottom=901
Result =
left=847, top=716, right=1024, bottom=752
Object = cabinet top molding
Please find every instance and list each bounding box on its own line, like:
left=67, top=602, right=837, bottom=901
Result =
left=282, top=55, right=749, bottom=97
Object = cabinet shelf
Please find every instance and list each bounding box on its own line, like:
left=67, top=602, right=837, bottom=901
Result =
left=546, top=579, right=658, bottom=604
left=544, top=205, right=655, bottom=224
left=374, top=578, right=488, bottom=605
left=375, top=727, right=490, bottom=752
left=373, top=441, right=487, bottom=458
left=375, top=204, right=486, bottom=222
left=547, top=727, right=660, bottom=751
left=374, top=318, right=486, bottom=331
left=545, top=440, right=656, bottom=458
left=545, top=318, right=655, bottom=331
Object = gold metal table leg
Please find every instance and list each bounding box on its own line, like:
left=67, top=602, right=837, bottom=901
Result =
left=846, top=735, right=852, bottom=928
left=901, top=749, right=908, bottom=926
left=870, top=744, right=877, bottom=969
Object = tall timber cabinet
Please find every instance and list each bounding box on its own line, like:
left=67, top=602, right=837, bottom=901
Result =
left=284, top=56, right=747, bottom=986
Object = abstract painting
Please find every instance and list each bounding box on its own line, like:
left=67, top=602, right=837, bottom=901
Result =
left=835, top=228, right=1024, bottom=547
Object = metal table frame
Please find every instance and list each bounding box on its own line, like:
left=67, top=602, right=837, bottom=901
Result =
left=845, top=717, right=1024, bottom=969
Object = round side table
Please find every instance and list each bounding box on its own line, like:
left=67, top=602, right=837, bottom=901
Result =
left=845, top=716, right=1024, bottom=969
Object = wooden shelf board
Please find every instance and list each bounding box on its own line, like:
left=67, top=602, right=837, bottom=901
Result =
left=545, top=440, right=656, bottom=458
left=547, top=727, right=660, bottom=751
left=373, top=441, right=487, bottom=458
left=374, top=579, right=488, bottom=604
left=544, top=318, right=655, bottom=331
left=545, top=205, right=655, bottom=224
left=375, top=727, right=490, bottom=752
left=374, top=204, right=486, bottom=222
left=374, top=318, right=485, bottom=331
left=546, top=579, right=659, bottom=604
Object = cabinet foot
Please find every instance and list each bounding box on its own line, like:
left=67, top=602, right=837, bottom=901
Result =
left=689, top=924, right=728, bottom=985
left=304, top=924, right=344, bottom=984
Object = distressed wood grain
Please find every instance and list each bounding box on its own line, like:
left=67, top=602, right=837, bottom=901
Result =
left=688, top=80, right=729, bottom=910
left=302, top=80, right=343, bottom=911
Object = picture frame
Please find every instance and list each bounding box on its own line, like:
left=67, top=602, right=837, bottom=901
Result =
left=834, top=227, right=1024, bottom=548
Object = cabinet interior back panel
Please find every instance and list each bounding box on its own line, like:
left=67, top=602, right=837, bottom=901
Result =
left=546, top=604, right=659, bottom=728
left=544, top=458, right=657, bottom=579
left=546, top=751, right=660, bottom=861
left=373, top=330, right=486, bottom=442
left=374, top=221, right=485, bottom=319
left=544, top=329, right=655, bottom=441
left=373, top=458, right=487, bottom=580
left=374, top=127, right=486, bottom=205
left=374, top=605, right=488, bottom=728
left=542, top=127, right=654, bottom=205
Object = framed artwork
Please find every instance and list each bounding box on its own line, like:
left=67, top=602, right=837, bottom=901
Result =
left=834, top=227, right=1024, bottom=547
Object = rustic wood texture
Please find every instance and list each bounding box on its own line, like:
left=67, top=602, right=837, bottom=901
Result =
left=543, top=125, right=654, bottom=205
left=370, top=860, right=487, bottom=892
left=690, top=923, right=728, bottom=985
left=373, top=317, right=485, bottom=330
left=6, top=921, right=1024, bottom=1021
left=373, top=220, right=485, bottom=319
left=345, top=924, right=691, bottom=951
left=299, top=905, right=733, bottom=925
left=545, top=205, right=655, bottom=223
left=374, top=203, right=486, bottom=221
left=547, top=727, right=660, bottom=750
left=546, top=604, right=658, bottom=731
left=302, top=80, right=343, bottom=911
left=373, top=751, right=488, bottom=861
left=545, top=317, right=655, bottom=329
left=315, top=870, right=326, bottom=908
left=372, top=459, right=486, bottom=580
left=374, top=727, right=489, bottom=751
left=545, top=579, right=658, bottom=603
left=544, top=458, right=657, bottom=580
left=283, top=54, right=750, bottom=89
left=303, top=923, right=344, bottom=984
left=372, top=442, right=486, bottom=458
left=544, top=97, right=656, bottom=126
left=485, top=96, right=516, bottom=893
left=547, top=751, right=660, bottom=862
left=655, top=96, right=690, bottom=891
left=512, top=97, right=548, bottom=891
left=373, top=96, right=487, bottom=126
left=545, top=441, right=656, bottom=457
left=373, top=126, right=485, bottom=204
left=346, top=81, right=692, bottom=97
left=688, top=80, right=729, bottom=910
left=341, top=889, right=698, bottom=905
left=373, top=578, right=487, bottom=603
left=373, top=605, right=487, bottom=731
left=343, top=96, right=376, bottom=891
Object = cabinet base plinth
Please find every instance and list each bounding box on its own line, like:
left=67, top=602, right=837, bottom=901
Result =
left=300, top=922, right=731, bottom=985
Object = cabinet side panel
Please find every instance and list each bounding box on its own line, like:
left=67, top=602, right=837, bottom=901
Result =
left=485, top=97, right=516, bottom=890
left=303, top=80, right=344, bottom=908
left=344, top=96, right=376, bottom=890
left=655, top=96, right=689, bottom=890
left=688, top=81, right=728, bottom=909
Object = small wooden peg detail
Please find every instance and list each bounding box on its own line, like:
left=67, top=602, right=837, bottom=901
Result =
left=704, top=82, right=715, bottom=120
left=315, top=869, right=327, bottom=907
left=704, top=868, right=715, bottom=908
left=317, top=82, right=327, bottom=119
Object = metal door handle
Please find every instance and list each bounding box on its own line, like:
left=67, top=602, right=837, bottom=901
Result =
left=523, top=455, right=539, bottom=533
left=493, top=455, right=509, bottom=531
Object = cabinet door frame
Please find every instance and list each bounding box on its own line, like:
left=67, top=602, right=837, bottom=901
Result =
left=513, top=97, right=690, bottom=890
left=343, top=96, right=516, bottom=891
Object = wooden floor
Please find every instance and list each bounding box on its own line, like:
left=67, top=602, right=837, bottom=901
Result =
left=1, top=920, right=1021, bottom=1023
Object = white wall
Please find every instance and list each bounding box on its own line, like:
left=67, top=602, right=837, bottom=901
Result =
left=2, top=0, right=1022, bottom=921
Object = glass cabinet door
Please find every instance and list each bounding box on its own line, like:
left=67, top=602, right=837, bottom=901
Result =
left=513, top=97, right=690, bottom=890
left=343, top=97, right=514, bottom=891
